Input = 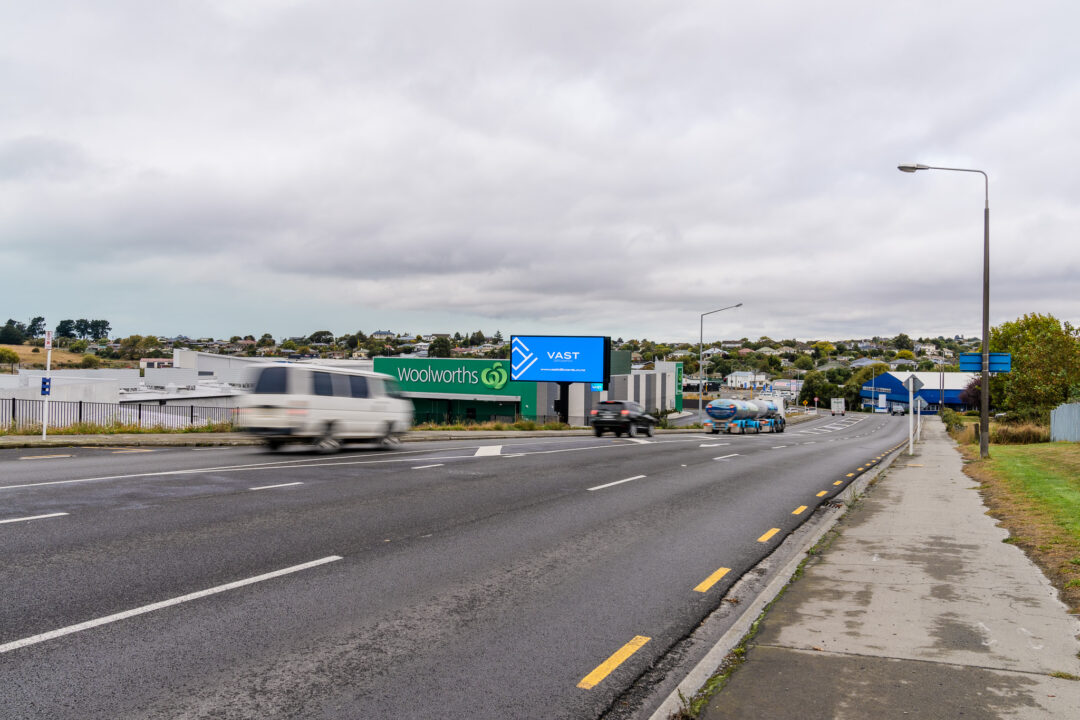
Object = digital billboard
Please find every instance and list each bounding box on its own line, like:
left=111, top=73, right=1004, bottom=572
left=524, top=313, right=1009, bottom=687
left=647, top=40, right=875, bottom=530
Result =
left=510, top=335, right=610, bottom=383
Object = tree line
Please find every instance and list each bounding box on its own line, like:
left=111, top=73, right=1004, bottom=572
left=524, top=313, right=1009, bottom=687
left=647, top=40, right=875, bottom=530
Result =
left=0, top=317, right=112, bottom=344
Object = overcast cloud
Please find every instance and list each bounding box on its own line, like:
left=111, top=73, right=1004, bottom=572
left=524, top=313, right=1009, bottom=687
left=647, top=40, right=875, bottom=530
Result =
left=2, top=1, right=1078, bottom=343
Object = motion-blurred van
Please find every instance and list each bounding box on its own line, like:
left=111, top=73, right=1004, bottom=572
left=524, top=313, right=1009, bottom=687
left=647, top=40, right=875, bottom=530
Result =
left=235, top=364, right=413, bottom=452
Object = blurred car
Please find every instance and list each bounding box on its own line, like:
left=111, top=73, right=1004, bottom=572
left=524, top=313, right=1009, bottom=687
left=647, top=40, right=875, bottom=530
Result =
left=590, top=400, right=655, bottom=437
left=235, top=364, right=412, bottom=452
left=890, top=404, right=906, bottom=415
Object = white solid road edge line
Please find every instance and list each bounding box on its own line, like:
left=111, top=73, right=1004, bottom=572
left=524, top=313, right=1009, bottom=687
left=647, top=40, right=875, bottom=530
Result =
left=0, top=512, right=69, bottom=525
left=412, top=464, right=445, bottom=469
left=249, top=482, right=304, bottom=491
left=713, top=453, right=740, bottom=461
left=0, top=555, right=343, bottom=655
left=588, top=475, right=646, bottom=492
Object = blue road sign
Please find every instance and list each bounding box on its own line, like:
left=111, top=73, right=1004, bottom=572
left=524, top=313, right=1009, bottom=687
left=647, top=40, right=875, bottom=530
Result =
left=40, top=377, right=51, bottom=396
left=510, top=335, right=609, bottom=383
left=958, top=352, right=1012, bottom=373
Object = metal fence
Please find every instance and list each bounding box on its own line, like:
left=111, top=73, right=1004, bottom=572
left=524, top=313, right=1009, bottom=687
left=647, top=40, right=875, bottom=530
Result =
left=1050, top=402, right=1080, bottom=442
left=0, top=398, right=232, bottom=431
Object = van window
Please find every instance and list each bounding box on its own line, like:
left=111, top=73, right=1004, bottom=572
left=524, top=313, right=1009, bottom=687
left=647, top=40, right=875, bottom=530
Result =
left=349, top=375, right=369, bottom=398
left=254, top=367, right=288, bottom=394
left=383, top=378, right=403, bottom=398
left=313, top=371, right=334, bottom=397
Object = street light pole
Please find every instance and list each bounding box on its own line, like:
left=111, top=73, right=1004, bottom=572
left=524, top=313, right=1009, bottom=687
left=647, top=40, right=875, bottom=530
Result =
left=700, top=303, right=743, bottom=425
left=898, top=163, right=991, bottom=458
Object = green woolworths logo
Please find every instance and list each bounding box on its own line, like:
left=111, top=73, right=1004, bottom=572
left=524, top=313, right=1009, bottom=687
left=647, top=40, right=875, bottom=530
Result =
left=481, top=363, right=509, bottom=390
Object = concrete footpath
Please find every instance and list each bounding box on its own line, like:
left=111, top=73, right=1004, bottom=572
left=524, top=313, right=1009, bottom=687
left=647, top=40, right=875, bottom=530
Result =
left=696, top=420, right=1080, bottom=719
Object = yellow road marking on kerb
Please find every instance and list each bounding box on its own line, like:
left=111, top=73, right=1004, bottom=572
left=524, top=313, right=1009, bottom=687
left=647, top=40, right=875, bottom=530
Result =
left=757, top=528, right=780, bottom=543
left=792, top=505, right=807, bottom=515
left=857, top=467, right=864, bottom=471
left=577, top=635, right=650, bottom=689
left=846, top=473, right=855, bottom=477
left=816, top=491, right=828, bottom=497
left=833, top=480, right=843, bottom=486
left=694, top=567, right=731, bottom=593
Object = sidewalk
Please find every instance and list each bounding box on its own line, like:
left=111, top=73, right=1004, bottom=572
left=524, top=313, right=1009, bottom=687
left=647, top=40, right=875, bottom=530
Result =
left=698, top=420, right=1080, bottom=719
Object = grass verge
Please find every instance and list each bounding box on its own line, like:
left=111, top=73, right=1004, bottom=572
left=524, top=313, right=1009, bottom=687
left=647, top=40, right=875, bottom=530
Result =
left=0, top=421, right=234, bottom=436
left=958, top=441, right=1080, bottom=614
left=412, top=419, right=573, bottom=431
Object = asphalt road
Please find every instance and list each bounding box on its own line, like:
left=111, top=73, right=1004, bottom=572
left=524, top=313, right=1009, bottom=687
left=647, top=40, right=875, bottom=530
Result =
left=0, top=415, right=909, bottom=719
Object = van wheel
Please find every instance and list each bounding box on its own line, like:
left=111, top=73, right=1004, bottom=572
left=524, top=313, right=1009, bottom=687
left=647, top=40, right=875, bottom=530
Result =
left=594, top=428, right=604, bottom=437
left=315, top=425, right=341, bottom=454
left=627, top=423, right=637, bottom=438
left=644, top=423, right=653, bottom=437
left=379, top=424, right=401, bottom=450
left=264, top=439, right=282, bottom=452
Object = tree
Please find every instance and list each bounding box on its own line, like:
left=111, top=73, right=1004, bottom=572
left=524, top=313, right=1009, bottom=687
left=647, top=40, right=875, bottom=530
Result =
left=429, top=337, right=453, bottom=357
left=895, top=349, right=915, bottom=360
left=893, top=333, right=914, bottom=351
left=229, top=336, right=242, bottom=343
left=469, top=330, right=485, bottom=347
left=257, top=333, right=275, bottom=347
left=80, top=354, right=101, bottom=369
left=74, top=319, right=91, bottom=339
left=26, top=316, right=45, bottom=338
left=55, top=319, right=76, bottom=338
left=88, top=319, right=111, bottom=340
left=793, top=355, right=815, bottom=371
left=959, top=376, right=983, bottom=411
left=799, top=371, right=841, bottom=408
left=812, top=341, right=836, bottom=359
left=0, top=319, right=26, bottom=344
left=991, top=313, right=1080, bottom=422
left=308, top=330, right=334, bottom=344
left=0, top=347, right=18, bottom=372
left=281, top=340, right=298, bottom=351
left=493, top=330, right=503, bottom=343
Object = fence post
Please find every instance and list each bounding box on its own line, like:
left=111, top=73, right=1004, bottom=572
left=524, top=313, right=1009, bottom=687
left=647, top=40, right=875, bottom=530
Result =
left=78, top=400, right=83, bottom=423
left=191, top=405, right=195, bottom=424
left=138, top=404, right=142, bottom=426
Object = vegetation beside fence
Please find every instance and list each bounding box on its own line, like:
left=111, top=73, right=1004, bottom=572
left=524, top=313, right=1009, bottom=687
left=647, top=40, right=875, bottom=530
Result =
left=411, top=419, right=572, bottom=432
left=1, top=420, right=235, bottom=436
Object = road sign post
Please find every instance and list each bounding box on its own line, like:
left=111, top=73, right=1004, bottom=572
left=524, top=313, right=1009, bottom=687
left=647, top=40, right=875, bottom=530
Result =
left=42, top=329, right=53, bottom=440
left=903, top=375, right=924, bottom=455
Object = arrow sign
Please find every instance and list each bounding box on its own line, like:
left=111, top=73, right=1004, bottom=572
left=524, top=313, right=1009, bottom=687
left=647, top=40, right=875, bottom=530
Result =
left=903, top=375, right=924, bottom=392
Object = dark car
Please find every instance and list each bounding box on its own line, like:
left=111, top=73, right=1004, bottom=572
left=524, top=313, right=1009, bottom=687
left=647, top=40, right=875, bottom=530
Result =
left=590, top=400, right=656, bottom=437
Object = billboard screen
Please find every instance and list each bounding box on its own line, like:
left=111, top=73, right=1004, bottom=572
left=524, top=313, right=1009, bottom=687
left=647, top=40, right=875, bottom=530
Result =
left=510, top=335, right=609, bottom=383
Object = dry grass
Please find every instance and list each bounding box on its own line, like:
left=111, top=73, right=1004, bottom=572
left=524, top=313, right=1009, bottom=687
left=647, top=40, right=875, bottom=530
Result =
left=960, top=442, right=1080, bottom=614
left=0, top=343, right=133, bottom=371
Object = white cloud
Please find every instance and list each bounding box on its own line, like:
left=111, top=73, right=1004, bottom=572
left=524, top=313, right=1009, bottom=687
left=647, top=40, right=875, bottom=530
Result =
left=2, top=1, right=1079, bottom=342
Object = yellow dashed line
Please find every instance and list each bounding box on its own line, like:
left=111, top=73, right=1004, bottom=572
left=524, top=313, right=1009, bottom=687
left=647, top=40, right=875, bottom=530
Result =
left=834, top=480, right=844, bottom=486
left=816, top=491, right=828, bottom=497
left=857, top=467, right=864, bottom=471
left=757, top=528, right=780, bottom=543
left=577, top=635, right=650, bottom=689
left=846, top=473, right=855, bottom=477
left=693, top=567, right=731, bottom=593
left=792, top=506, right=807, bottom=515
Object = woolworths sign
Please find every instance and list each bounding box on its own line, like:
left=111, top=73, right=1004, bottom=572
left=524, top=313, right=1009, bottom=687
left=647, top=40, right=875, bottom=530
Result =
left=374, top=357, right=519, bottom=395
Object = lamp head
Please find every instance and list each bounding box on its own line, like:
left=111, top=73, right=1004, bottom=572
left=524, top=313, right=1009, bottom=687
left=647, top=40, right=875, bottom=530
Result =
left=898, top=163, right=929, bottom=173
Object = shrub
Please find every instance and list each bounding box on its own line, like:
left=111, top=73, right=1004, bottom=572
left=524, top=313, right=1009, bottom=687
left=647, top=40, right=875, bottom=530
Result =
left=940, top=408, right=965, bottom=433
left=989, top=422, right=1050, bottom=444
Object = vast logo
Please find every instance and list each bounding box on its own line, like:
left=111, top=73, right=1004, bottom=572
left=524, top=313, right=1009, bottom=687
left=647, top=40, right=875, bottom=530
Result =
left=512, top=337, right=537, bottom=376
left=481, top=363, right=509, bottom=390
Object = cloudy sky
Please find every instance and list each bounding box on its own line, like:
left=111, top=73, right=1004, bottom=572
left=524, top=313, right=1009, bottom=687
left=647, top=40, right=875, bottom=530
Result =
left=3, top=1, right=1078, bottom=344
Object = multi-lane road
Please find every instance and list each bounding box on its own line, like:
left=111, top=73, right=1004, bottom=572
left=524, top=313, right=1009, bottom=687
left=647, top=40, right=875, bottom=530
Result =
left=1, top=414, right=909, bottom=719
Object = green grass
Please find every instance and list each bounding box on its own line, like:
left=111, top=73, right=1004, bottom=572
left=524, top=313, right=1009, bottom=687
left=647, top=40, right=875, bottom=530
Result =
left=985, top=444, right=1080, bottom=539
left=964, top=442, right=1080, bottom=612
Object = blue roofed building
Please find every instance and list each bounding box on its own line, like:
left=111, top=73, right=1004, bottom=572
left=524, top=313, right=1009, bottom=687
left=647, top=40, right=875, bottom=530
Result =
left=861, top=371, right=978, bottom=414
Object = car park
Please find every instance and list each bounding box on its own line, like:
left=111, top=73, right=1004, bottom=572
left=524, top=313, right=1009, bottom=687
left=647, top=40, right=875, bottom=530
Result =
left=590, top=400, right=655, bottom=437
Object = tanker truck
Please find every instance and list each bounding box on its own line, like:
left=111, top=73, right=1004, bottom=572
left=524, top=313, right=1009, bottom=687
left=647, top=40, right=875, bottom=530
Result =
left=703, top=397, right=786, bottom=434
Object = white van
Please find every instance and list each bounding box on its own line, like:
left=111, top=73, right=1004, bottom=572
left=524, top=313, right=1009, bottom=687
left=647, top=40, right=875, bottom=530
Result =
left=235, top=364, right=413, bottom=452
